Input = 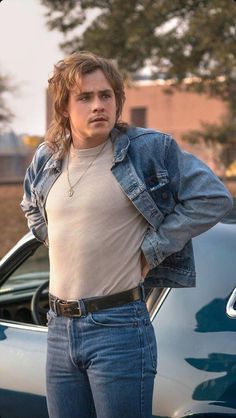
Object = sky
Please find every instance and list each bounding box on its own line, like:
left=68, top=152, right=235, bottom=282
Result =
left=0, top=0, right=64, bottom=136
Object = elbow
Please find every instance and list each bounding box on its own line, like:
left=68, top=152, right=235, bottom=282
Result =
left=225, top=194, right=234, bottom=213
left=218, top=192, right=234, bottom=218
left=202, top=192, right=234, bottom=226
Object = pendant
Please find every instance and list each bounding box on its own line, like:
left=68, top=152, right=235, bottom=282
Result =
left=68, top=188, right=74, bottom=197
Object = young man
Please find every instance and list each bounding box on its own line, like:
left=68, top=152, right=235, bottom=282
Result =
left=21, top=51, right=233, bottom=418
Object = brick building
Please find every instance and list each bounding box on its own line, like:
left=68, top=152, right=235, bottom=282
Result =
left=122, top=80, right=231, bottom=174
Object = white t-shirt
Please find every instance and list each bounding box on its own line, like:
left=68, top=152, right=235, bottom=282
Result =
left=45, top=138, right=148, bottom=300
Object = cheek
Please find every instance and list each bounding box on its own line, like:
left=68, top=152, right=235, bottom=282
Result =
left=111, top=100, right=117, bottom=119
left=71, top=106, right=87, bottom=120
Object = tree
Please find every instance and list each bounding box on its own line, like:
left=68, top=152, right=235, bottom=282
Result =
left=41, top=0, right=236, bottom=147
left=0, top=72, right=14, bottom=130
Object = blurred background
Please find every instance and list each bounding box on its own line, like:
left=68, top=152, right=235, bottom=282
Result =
left=0, top=0, right=236, bottom=257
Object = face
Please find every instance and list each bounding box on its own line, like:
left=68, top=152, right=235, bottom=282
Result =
left=65, top=69, right=117, bottom=149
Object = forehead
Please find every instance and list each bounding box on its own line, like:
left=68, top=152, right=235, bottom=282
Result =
left=71, top=69, right=114, bottom=93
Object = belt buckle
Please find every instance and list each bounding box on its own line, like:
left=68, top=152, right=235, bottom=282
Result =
left=64, top=300, right=82, bottom=317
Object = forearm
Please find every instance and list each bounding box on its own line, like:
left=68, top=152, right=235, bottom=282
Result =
left=144, top=137, right=233, bottom=267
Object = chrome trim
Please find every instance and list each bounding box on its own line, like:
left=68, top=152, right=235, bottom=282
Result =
left=226, top=287, right=236, bottom=318
left=0, top=320, right=48, bottom=332
left=149, top=288, right=171, bottom=322
left=0, top=232, right=35, bottom=267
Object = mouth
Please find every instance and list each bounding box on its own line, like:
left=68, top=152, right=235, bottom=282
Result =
left=90, top=117, right=108, bottom=123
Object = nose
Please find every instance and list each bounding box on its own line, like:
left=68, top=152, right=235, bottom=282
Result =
left=92, top=96, right=105, bottom=112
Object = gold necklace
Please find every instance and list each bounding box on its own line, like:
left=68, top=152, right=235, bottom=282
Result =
left=66, top=140, right=108, bottom=197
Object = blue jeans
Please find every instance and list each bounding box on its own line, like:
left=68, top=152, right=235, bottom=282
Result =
left=46, top=299, right=157, bottom=418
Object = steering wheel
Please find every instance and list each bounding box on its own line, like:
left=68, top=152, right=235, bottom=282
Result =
left=31, top=280, right=49, bottom=325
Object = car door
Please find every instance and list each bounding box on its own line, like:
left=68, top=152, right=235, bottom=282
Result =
left=0, top=236, right=49, bottom=418
left=150, top=222, right=236, bottom=418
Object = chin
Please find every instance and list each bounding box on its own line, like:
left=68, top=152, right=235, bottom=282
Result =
left=91, top=128, right=111, bottom=140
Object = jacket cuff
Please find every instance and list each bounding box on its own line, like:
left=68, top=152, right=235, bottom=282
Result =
left=141, top=228, right=164, bottom=268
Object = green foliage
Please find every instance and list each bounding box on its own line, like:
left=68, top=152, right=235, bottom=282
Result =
left=182, top=118, right=236, bottom=145
left=40, top=0, right=236, bottom=144
left=41, top=0, right=85, bottom=33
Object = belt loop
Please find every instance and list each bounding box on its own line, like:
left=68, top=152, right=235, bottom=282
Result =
left=49, top=294, right=58, bottom=315
left=79, top=299, right=87, bottom=316
left=54, top=299, right=59, bottom=316
left=139, top=283, right=146, bottom=301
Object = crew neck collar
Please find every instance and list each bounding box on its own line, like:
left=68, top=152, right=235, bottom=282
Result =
left=70, top=138, right=110, bottom=158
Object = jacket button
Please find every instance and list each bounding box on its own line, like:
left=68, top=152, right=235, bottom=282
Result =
left=162, top=191, right=168, bottom=199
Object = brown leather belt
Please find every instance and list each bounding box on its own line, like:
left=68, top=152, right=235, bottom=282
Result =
left=49, top=286, right=143, bottom=317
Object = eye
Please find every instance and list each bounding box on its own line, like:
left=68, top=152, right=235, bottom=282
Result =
left=77, top=94, right=90, bottom=101
left=102, top=93, right=112, bottom=100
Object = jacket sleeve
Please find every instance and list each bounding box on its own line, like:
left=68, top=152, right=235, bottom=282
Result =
left=20, top=148, right=49, bottom=246
left=148, top=136, right=233, bottom=265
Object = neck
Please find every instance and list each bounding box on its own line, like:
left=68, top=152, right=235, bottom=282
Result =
left=72, top=135, right=109, bottom=150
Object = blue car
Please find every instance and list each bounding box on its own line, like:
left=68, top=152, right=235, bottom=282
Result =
left=0, top=206, right=236, bottom=418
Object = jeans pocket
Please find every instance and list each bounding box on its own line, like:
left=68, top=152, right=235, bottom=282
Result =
left=90, top=309, right=138, bottom=328
left=144, top=319, right=158, bottom=370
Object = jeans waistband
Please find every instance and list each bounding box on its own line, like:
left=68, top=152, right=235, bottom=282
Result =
left=49, top=285, right=145, bottom=317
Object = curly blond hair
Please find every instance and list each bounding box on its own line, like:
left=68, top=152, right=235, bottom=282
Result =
left=45, top=51, right=126, bottom=158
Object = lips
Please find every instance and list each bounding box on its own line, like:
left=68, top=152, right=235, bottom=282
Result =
left=90, top=117, right=107, bottom=123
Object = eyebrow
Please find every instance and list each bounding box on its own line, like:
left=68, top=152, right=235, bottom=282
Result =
left=76, top=89, right=113, bottom=96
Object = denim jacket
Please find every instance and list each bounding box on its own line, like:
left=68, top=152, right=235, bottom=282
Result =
left=21, top=127, right=233, bottom=288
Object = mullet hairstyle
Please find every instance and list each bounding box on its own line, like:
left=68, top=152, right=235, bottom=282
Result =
left=45, top=51, right=126, bottom=158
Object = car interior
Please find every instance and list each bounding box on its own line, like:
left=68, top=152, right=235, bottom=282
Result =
left=0, top=244, right=49, bottom=325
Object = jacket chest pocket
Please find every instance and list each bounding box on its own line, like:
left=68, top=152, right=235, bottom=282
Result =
left=145, top=171, right=176, bottom=215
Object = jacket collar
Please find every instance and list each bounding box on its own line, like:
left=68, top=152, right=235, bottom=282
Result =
left=43, top=127, right=130, bottom=171
left=110, top=128, right=130, bottom=164
left=43, top=155, right=62, bottom=172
